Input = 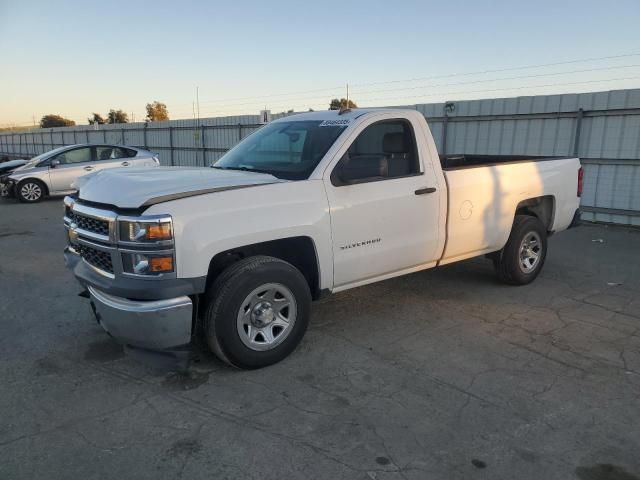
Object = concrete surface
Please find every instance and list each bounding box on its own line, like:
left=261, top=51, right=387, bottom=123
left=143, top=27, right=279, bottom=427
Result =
left=1, top=198, right=639, bottom=480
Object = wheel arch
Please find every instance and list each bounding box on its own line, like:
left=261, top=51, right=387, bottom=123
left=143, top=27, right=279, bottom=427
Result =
left=205, top=236, right=323, bottom=300
left=17, top=177, right=50, bottom=196
left=514, top=195, right=555, bottom=232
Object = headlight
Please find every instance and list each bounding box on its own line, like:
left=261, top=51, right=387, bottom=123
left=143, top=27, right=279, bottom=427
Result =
left=117, top=215, right=174, bottom=276
left=118, top=218, right=173, bottom=243
left=122, top=252, right=174, bottom=275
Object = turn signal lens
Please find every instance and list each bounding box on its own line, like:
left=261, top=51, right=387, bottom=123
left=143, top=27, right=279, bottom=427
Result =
left=147, top=224, right=172, bottom=240
left=149, top=256, right=173, bottom=273
left=119, top=218, right=173, bottom=243
left=122, top=252, right=174, bottom=275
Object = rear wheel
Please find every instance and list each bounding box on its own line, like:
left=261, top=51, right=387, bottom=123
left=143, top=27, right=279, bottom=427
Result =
left=203, top=255, right=311, bottom=369
left=17, top=179, right=45, bottom=203
left=493, top=215, right=548, bottom=285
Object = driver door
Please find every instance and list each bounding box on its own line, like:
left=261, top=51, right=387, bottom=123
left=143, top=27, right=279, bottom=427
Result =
left=49, top=146, right=94, bottom=192
left=324, top=118, right=442, bottom=288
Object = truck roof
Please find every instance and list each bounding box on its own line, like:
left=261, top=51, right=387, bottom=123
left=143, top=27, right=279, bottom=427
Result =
left=274, top=108, right=417, bottom=123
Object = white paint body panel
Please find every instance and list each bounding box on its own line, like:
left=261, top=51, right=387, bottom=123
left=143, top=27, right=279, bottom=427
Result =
left=145, top=180, right=334, bottom=289
left=75, top=166, right=282, bottom=209
left=441, top=158, right=581, bottom=265
left=319, top=111, right=445, bottom=288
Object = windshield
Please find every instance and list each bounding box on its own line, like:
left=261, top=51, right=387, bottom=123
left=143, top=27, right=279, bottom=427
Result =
left=212, top=120, right=347, bottom=180
left=23, top=146, right=69, bottom=167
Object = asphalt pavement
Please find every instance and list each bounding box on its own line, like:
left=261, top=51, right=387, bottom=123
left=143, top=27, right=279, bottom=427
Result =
left=1, top=197, right=639, bottom=480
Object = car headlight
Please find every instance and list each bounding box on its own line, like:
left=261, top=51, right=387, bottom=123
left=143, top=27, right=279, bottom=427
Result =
left=118, top=218, right=173, bottom=243
left=121, top=252, right=174, bottom=275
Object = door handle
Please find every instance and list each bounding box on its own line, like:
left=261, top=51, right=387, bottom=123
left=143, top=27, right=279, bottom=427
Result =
left=121, top=161, right=130, bottom=166
left=415, top=187, right=436, bottom=195
left=84, top=166, right=94, bottom=171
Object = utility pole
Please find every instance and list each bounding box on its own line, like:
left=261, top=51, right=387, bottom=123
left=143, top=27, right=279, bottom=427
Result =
left=346, top=83, right=349, bottom=105
left=196, top=86, right=201, bottom=121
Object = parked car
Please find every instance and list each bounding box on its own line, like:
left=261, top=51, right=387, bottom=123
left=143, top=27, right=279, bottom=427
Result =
left=2, top=144, right=160, bottom=203
left=64, top=108, right=582, bottom=369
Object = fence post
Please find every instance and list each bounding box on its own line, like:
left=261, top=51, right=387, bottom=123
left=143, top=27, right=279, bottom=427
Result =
left=201, top=124, right=206, bottom=166
left=103, top=129, right=107, bottom=143
left=442, top=113, right=449, bottom=156
left=573, top=108, right=584, bottom=156
left=121, top=128, right=125, bottom=145
left=169, top=126, right=174, bottom=166
left=143, top=122, right=148, bottom=149
left=238, top=123, right=243, bottom=141
left=50, top=129, right=54, bottom=149
left=73, top=129, right=77, bottom=145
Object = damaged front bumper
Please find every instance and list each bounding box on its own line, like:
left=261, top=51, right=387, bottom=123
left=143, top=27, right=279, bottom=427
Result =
left=87, top=286, right=193, bottom=350
left=65, top=246, right=196, bottom=350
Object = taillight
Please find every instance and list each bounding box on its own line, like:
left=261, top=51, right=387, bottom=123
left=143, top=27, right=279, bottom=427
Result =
left=577, top=166, right=584, bottom=197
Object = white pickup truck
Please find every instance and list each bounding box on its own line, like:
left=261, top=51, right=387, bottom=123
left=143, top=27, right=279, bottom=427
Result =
left=64, top=108, right=582, bottom=368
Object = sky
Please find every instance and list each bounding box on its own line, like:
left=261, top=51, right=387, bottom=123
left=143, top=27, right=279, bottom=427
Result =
left=1, top=0, right=640, bottom=126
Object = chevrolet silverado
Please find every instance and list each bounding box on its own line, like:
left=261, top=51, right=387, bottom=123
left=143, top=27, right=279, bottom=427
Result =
left=64, top=108, right=582, bottom=368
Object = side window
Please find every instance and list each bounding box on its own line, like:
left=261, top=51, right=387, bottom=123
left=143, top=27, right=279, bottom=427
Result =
left=124, top=148, right=138, bottom=158
left=96, top=146, right=131, bottom=161
left=54, top=147, right=92, bottom=165
left=332, top=120, right=419, bottom=185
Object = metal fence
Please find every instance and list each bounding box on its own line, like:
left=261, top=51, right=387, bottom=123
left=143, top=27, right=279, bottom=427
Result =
left=1, top=89, right=639, bottom=226
left=0, top=114, right=288, bottom=167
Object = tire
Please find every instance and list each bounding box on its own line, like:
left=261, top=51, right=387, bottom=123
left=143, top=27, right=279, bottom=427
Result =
left=203, top=255, right=311, bottom=369
left=17, top=179, right=45, bottom=203
left=493, top=215, right=548, bottom=286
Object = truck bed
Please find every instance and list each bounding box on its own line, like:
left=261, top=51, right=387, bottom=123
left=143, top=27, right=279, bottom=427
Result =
left=439, top=156, right=581, bottom=265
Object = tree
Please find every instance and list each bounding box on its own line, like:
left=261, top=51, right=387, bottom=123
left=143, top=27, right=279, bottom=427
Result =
left=329, top=98, right=357, bottom=110
left=107, top=109, right=129, bottom=124
left=145, top=101, right=169, bottom=122
left=87, top=113, right=106, bottom=125
left=40, top=114, right=75, bottom=128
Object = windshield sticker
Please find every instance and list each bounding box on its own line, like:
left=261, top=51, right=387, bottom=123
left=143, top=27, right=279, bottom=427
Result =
left=319, top=119, right=351, bottom=127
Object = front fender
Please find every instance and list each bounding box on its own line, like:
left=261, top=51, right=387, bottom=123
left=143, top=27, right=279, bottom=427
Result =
left=144, top=180, right=334, bottom=290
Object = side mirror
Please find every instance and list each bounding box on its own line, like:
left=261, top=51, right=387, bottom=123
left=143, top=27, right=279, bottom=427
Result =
left=50, top=159, right=60, bottom=168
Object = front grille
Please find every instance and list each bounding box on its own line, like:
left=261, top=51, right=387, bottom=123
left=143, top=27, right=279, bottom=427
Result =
left=75, top=244, right=114, bottom=274
left=69, top=211, right=109, bottom=237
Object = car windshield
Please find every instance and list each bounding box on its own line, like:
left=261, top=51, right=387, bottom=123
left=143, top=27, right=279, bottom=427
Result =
left=212, top=120, right=347, bottom=180
left=23, top=146, right=69, bottom=166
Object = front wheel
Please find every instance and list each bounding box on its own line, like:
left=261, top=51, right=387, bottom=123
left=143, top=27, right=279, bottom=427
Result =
left=17, top=180, right=45, bottom=203
left=203, top=255, right=311, bottom=369
left=493, top=215, right=548, bottom=285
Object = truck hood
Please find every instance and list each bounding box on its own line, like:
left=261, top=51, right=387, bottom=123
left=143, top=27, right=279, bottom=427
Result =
left=76, top=167, right=284, bottom=209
